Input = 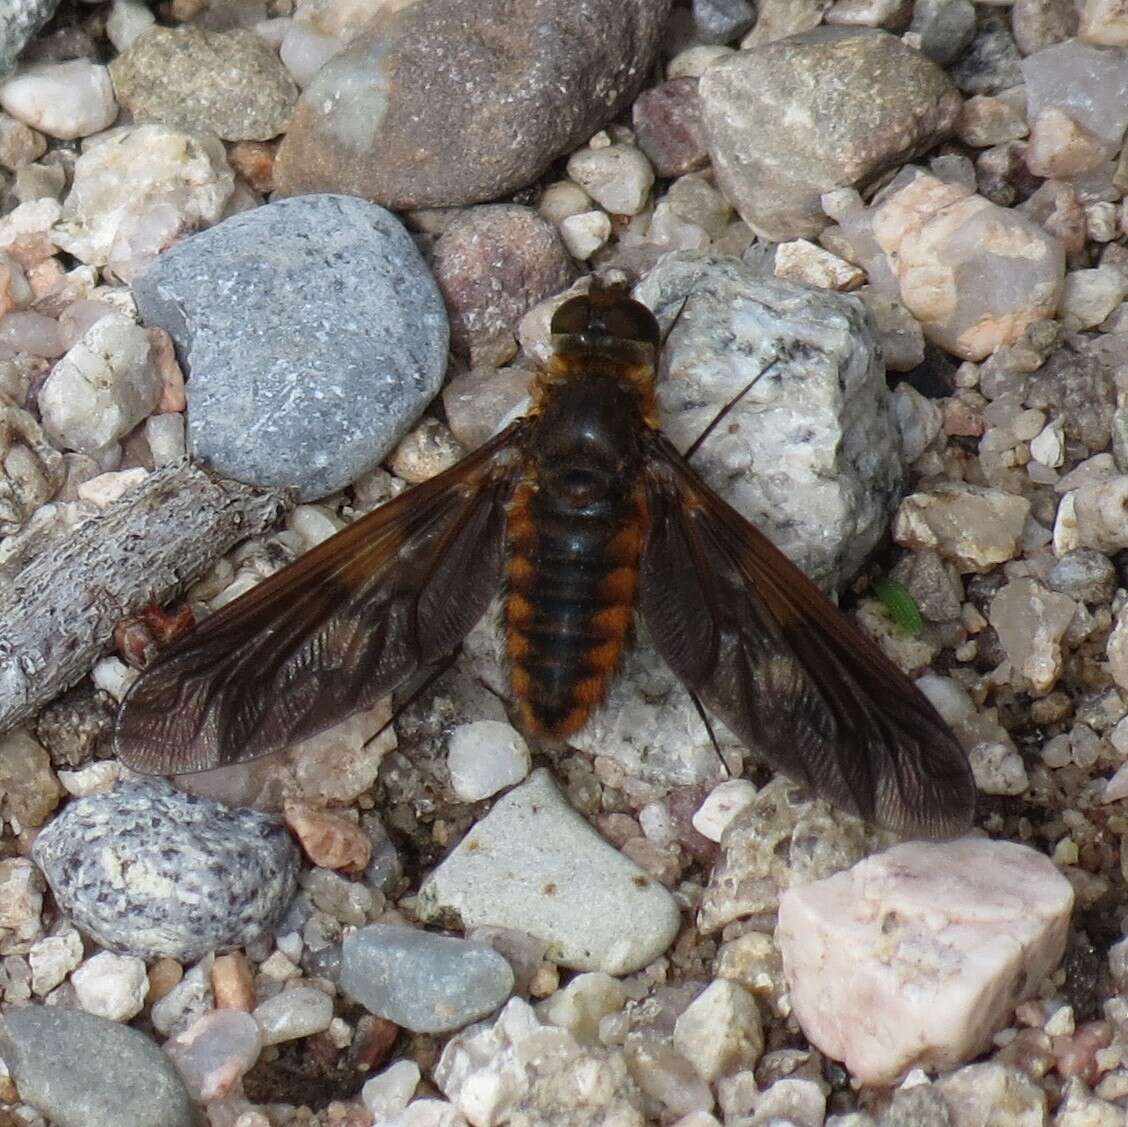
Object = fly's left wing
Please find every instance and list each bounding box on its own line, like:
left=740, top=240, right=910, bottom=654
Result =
left=639, top=432, right=974, bottom=839
left=113, top=421, right=530, bottom=774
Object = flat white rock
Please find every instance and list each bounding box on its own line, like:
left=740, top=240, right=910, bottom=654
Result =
left=418, top=769, right=681, bottom=974
left=777, top=838, right=1074, bottom=1085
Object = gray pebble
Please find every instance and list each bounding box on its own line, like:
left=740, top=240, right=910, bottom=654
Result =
left=909, top=0, right=976, bottom=67
left=418, top=769, right=681, bottom=975
left=949, top=11, right=1024, bottom=95
left=133, top=193, right=448, bottom=500
left=1047, top=548, right=1116, bottom=606
left=31, top=778, right=298, bottom=962
left=340, top=923, right=514, bottom=1034
left=0, top=1005, right=193, bottom=1127
left=0, top=0, right=59, bottom=79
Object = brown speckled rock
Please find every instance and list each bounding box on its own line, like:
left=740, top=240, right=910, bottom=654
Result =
left=432, top=204, right=576, bottom=364
left=273, top=0, right=672, bottom=208
left=632, top=77, right=710, bottom=177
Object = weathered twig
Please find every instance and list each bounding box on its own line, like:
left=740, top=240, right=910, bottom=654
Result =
left=0, top=460, right=290, bottom=732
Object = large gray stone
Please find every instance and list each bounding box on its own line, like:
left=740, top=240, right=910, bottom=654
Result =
left=0, top=1005, right=194, bottom=1127
left=32, top=777, right=299, bottom=961
left=133, top=193, right=448, bottom=499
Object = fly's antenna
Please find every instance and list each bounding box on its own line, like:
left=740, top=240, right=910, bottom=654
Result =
left=685, top=356, right=782, bottom=462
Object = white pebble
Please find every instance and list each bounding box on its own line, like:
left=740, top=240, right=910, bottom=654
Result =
left=566, top=144, right=654, bottom=216
left=57, top=760, right=121, bottom=797
left=28, top=928, right=83, bottom=996
left=0, top=311, right=64, bottom=357
left=673, top=979, right=763, bottom=1083
left=383, top=1100, right=468, bottom=1127
left=144, top=412, right=186, bottom=465
left=691, top=779, right=758, bottom=843
left=447, top=720, right=531, bottom=802
left=91, top=656, right=137, bottom=701
left=71, top=951, right=148, bottom=1021
left=362, top=1060, right=422, bottom=1120
left=0, top=60, right=117, bottom=141
left=559, top=210, right=612, bottom=260
left=77, top=467, right=149, bottom=507
left=253, top=983, right=333, bottom=1045
left=778, top=839, right=1073, bottom=1085
left=1030, top=417, right=1065, bottom=468
left=969, top=741, right=1029, bottom=796
left=638, top=801, right=674, bottom=848
left=166, top=1009, right=262, bottom=1102
left=537, top=179, right=592, bottom=226
left=288, top=503, right=344, bottom=550
left=106, top=0, right=156, bottom=51
left=38, top=313, right=160, bottom=454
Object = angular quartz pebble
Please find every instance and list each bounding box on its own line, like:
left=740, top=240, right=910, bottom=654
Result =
left=777, top=838, right=1075, bottom=1084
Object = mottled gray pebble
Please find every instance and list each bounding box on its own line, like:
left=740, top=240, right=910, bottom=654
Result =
left=341, top=923, right=514, bottom=1034
left=1047, top=548, right=1117, bottom=605
left=949, top=11, right=1024, bottom=95
left=0, top=1005, right=193, bottom=1127
left=0, top=0, right=59, bottom=79
left=109, top=25, right=298, bottom=141
left=909, top=0, right=976, bottom=67
left=133, top=194, right=447, bottom=499
left=418, top=770, right=681, bottom=974
left=31, top=778, right=298, bottom=962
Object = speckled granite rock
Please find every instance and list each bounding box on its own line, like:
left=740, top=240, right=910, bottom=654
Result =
left=634, top=252, right=901, bottom=594
left=132, top=193, right=448, bottom=499
left=31, top=777, right=299, bottom=961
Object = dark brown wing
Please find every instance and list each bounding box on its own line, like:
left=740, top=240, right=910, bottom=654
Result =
left=639, top=433, right=974, bottom=839
left=113, top=421, right=530, bottom=774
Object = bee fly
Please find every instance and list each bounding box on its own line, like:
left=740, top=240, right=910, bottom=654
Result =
left=113, top=285, right=974, bottom=838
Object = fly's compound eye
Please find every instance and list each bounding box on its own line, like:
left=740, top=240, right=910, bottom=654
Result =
left=551, top=293, right=660, bottom=350
left=597, top=299, right=661, bottom=350
left=550, top=295, right=593, bottom=336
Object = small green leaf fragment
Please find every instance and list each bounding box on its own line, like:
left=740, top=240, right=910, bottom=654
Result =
left=874, top=578, right=923, bottom=637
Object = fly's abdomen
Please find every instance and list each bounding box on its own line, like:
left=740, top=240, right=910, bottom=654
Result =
left=504, top=475, right=648, bottom=737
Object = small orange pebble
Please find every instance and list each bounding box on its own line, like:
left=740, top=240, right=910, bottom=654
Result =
left=146, top=328, right=187, bottom=413
left=227, top=141, right=277, bottom=195
left=145, top=956, right=184, bottom=1006
left=212, top=951, right=256, bottom=1012
left=283, top=799, right=372, bottom=874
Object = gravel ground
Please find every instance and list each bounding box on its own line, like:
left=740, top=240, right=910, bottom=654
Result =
left=1, top=1, right=1128, bottom=1125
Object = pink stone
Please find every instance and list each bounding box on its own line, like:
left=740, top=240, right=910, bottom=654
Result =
left=776, top=839, right=1074, bottom=1085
